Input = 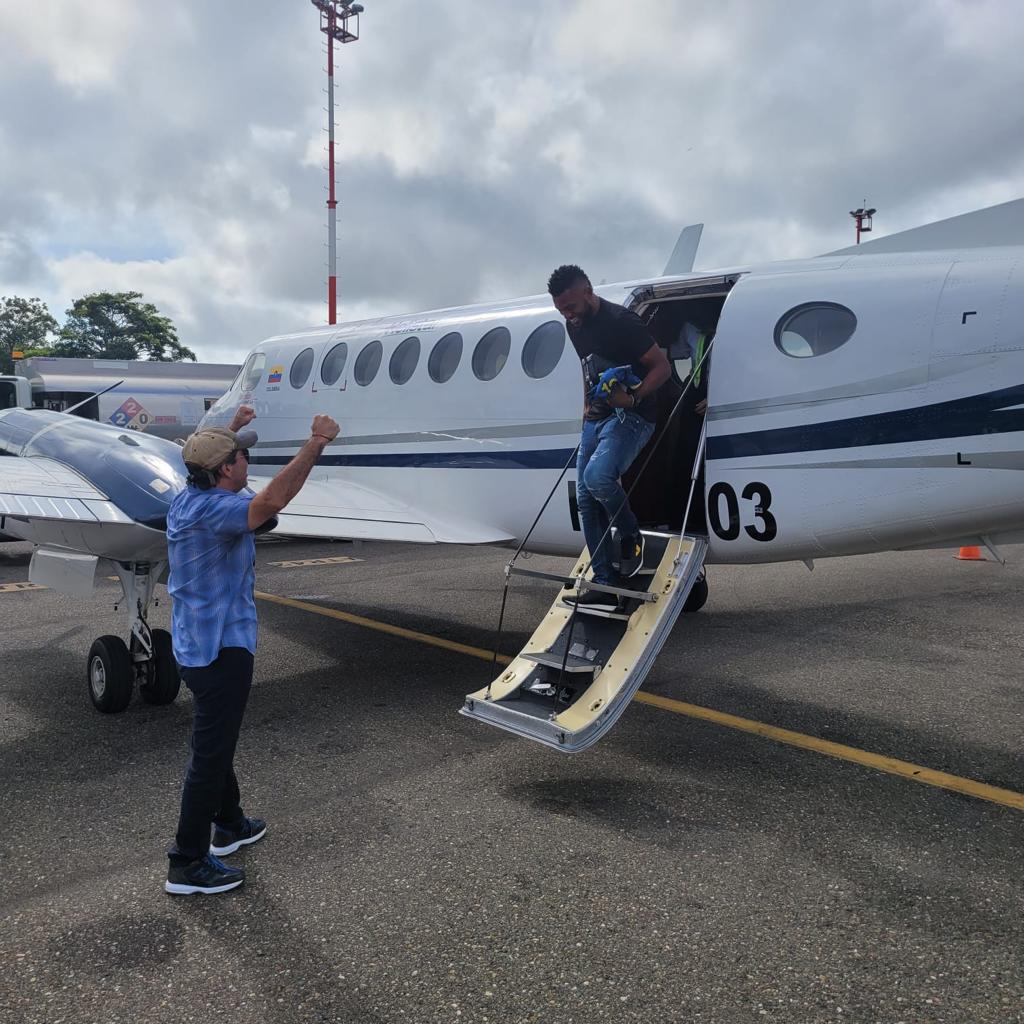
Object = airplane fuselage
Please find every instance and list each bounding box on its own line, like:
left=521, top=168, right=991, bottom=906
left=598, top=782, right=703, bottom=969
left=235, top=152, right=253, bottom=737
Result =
left=3, top=246, right=1023, bottom=570
left=198, top=245, right=1024, bottom=565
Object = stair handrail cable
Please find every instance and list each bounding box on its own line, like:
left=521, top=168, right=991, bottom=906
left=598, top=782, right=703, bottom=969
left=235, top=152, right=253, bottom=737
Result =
left=675, top=417, right=708, bottom=564
left=486, top=442, right=580, bottom=696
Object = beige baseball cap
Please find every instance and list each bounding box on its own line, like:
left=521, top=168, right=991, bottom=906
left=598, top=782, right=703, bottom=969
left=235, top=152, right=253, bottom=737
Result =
left=182, top=427, right=258, bottom=471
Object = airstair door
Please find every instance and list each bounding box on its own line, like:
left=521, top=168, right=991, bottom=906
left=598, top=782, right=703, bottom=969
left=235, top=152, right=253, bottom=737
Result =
left=461, top=529, right=707, bottom=753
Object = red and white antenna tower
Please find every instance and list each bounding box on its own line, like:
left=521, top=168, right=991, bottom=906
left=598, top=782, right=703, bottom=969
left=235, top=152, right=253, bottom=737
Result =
left=311, top=0, right=363, bottom=324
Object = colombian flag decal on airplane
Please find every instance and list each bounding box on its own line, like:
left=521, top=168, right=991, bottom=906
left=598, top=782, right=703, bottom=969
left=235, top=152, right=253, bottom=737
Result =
left=267, top=365, right=284, bottom=384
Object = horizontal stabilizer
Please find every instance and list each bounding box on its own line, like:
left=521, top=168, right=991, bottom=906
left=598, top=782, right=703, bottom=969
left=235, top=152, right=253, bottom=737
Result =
left=826, top=197, right=1024, bottom=256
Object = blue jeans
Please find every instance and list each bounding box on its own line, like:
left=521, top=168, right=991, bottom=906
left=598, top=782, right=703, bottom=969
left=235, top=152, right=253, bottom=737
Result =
left=577, top=412, right=655, bottom=584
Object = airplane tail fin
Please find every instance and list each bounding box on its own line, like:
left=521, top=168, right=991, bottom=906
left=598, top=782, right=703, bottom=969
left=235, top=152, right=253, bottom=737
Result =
left=825, top=197, right=1024, bottom=256
left=663, top=223, right=704, bottom=276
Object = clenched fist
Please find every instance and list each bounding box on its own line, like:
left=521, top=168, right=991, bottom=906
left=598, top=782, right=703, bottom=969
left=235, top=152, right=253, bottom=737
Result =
left=229, top=405, right=256, bottom=431
left=310, top=414, right=341, bottom=443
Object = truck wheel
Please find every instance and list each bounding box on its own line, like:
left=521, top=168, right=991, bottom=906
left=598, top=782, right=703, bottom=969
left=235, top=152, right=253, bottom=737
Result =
left=139, top=628, right=181, bottom=705
left=87, top=635, right=134, bottom=713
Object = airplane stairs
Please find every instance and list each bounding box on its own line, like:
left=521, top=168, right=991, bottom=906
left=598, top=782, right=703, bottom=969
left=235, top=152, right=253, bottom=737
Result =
left=460, top=530, right=708, bottom=752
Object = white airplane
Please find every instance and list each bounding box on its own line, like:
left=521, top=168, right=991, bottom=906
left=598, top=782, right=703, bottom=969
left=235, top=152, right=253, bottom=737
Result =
left=2, top=198, right=1023, bottom=751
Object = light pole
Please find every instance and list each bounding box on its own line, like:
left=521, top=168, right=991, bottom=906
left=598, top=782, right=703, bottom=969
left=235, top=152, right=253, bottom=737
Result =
left=850, top=205, right=876, bottom=245
left=311, top=0, right=364, bottom=324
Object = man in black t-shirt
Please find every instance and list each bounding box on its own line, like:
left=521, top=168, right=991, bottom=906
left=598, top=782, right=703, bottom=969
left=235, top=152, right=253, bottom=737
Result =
left=548, top=264, right=671, bottom=609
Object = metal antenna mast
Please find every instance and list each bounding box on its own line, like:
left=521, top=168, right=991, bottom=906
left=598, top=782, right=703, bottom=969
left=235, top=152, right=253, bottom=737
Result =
left=311, top=0, right=364, bottom=324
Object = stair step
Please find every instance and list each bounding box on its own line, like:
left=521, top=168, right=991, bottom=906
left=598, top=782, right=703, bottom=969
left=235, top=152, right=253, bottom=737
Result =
left=577, top=579, right=657, bottom=603
left=558, top=599, right=633, bottom=621
left=522, top=651, right=601, bottom=674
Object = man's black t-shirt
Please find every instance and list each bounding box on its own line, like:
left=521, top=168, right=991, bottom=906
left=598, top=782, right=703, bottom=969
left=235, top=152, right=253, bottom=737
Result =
left=568, top=298, right=658, bottom=422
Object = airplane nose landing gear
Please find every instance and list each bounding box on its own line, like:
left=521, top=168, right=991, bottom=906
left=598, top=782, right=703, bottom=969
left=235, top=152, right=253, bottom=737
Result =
left=137, top=628, right=181, bottom=706
left=87, top=634, right=134, bottom=713
left=85, top=561, right=180, bottom=713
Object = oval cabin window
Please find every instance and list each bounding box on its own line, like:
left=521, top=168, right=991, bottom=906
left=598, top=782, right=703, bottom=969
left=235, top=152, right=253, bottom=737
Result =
left=472, top=326, right=511, bottom=381
left=774, top=303, right=857, bottom=358
left=521, top=320, right=566, bottom=379
left=389, top=336, right=420, bottom=385
left=428, top=332, right=463, bottom=383
left=290, top=347, right=315, bottom=388
left=321, top=342, right=348, bottom=386
left=354, top=340, right=383, bottom=386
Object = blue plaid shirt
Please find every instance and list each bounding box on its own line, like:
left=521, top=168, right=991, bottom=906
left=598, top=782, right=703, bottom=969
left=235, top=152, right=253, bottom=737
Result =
left=167, top=486, right=257, bottom=668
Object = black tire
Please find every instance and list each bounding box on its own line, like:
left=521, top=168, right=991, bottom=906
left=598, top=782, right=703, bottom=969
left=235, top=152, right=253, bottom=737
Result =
left=683, top=572, right=709, bottom=613
left=87, top=635, right=134, bottom=713
left=140, top=628, right=181, bottom=705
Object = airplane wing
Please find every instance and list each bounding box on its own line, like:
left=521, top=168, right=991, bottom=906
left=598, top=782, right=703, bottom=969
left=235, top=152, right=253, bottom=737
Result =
left=0, top=455, right=132, bottom=526
left=0, top=451, right=170, bottom=562
left=0, top=453, right=515, bottom=549
left=261, top=476, right=515, bottom=545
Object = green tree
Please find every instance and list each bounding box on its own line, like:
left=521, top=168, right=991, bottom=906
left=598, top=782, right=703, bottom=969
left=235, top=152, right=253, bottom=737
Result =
left=0, top=296, right=58, bottom=374
left=53, top=291, right=196, bottom=362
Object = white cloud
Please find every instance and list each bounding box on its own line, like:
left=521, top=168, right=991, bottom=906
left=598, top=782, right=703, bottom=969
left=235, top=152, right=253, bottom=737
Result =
left=0, top=0, right=144, bottom=91
left=1, top=0, right=1024, bottom=363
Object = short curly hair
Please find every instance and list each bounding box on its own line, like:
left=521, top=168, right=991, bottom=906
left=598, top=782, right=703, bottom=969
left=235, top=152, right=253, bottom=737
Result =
left=547, top=264, right=590, bottom=297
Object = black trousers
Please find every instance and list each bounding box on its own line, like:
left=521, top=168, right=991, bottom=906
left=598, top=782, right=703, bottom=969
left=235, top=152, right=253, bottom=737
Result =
left=170, top=647, right=254, bottom=863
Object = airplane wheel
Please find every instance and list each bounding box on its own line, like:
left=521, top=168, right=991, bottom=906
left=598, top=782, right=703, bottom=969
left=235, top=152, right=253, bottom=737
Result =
left=683, top=572, right=708, bottom=613
left=139, top=629, right=181, bottom=706
left=87, top=635, right=134, bottom=713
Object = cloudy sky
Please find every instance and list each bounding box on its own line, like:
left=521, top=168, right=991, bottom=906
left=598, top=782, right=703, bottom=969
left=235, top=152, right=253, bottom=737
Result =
left=2, top=0, right=1023, bottom=363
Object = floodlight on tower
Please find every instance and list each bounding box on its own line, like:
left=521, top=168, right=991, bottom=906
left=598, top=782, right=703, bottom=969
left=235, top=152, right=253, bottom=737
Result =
left=850, top=204, right=876, bottom=245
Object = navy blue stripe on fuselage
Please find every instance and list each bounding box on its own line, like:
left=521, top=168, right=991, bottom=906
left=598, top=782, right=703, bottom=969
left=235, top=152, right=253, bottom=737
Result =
left=249, top=448, right=577, bottom=470
left=708, top=383, right=1024, bottom=460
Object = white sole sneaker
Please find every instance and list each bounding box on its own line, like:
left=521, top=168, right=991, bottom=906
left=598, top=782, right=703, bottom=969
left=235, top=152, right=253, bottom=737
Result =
left=164, top=878, right=244, bottom=895
left=210, top=824, right=267, bottom=857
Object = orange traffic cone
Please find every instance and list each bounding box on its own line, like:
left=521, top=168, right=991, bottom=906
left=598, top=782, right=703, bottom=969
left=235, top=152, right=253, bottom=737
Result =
left=955, top=545, right=985, bottom=561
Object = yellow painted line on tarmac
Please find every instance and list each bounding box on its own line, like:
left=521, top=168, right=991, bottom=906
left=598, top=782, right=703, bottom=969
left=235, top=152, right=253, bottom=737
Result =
left=0, top=581, right=47, bottom=593
left=256, top=589, right=1024, bottom=814
left=634, top=691, right=1024, bottom=813
left=255, top=590, right=511, bottom=665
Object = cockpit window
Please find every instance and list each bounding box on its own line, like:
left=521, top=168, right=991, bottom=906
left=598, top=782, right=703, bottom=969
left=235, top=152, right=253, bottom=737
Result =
left=240, top=352, right=266, bottom=391
left=389, top=336, right=420, bottom=385
left=472, top=326, right=511, bottom=381
left=321, top=342, right=348, bottom=386
left=428, top=332, right=462, bottom=383
left=521, top=320, right=565, bottom=379
left=289, top=347, right=315, bottom=389
left=775, top=303, right=857, bottom=358
left=354, top=340, right=383, bottom=386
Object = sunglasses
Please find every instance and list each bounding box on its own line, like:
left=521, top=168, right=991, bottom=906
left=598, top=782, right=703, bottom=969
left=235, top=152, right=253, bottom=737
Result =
left=226, top=448, right=250, bottom=464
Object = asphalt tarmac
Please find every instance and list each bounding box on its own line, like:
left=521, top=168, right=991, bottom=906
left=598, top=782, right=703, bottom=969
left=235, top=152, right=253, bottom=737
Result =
left=1, top=536, right=1022, bottom=1024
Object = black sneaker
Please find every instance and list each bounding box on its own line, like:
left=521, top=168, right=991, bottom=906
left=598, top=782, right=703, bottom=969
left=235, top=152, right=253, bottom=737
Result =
left=619, top=533, right=645, bottom=579
left=564, top=589, right=620, bottom=612
left=210, top=816, right=267, bottom=857
left=165, top=853, right=244, bottom=895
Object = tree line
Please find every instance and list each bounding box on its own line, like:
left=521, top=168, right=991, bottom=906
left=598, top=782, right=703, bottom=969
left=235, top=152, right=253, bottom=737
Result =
left=0, top=292, right=196, bottom=375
